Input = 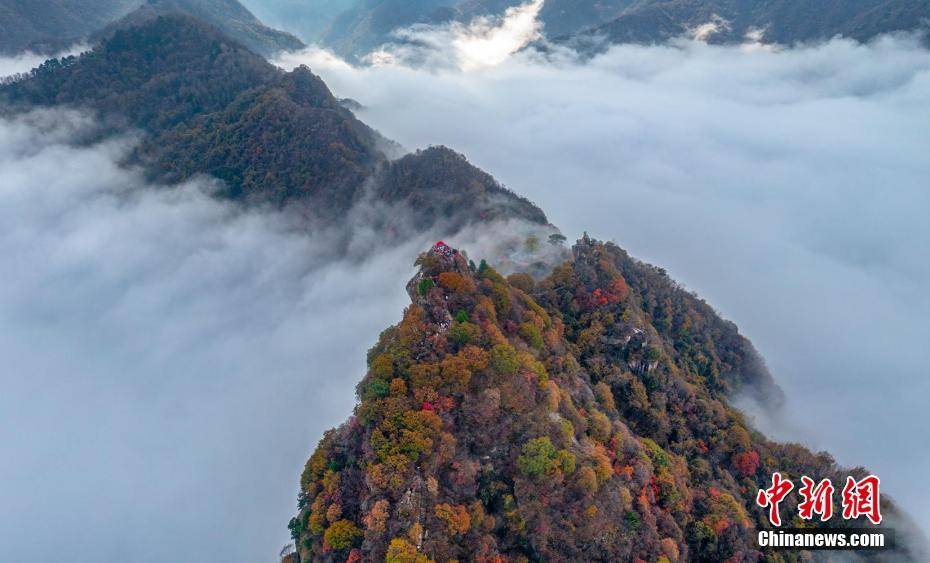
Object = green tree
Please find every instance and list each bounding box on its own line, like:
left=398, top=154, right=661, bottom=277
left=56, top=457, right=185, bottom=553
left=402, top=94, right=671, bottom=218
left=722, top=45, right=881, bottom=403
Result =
left=490, top=343, right=520, bottom=376
left=517, top=437, right=557, bottom=478
left=323, top=519, right=362, bottom=550
left=417, top=278, right=435, bottom=296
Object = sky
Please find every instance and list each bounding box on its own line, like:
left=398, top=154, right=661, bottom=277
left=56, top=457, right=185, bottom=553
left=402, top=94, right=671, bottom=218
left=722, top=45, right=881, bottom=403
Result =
left=1, top=1, right=929, bottom=561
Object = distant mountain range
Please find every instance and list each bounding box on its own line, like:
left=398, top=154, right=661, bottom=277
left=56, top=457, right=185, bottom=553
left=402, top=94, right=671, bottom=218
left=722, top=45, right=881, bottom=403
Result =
left=310, top=0, right=930, bottom=58
left=3, top=0, right=926, bottom=60
left=93, top=0, right=304, bottom=57
left=0, top=14, right=546, bottom=236
left=0, top=0, right=303, bottom=56
left=560, top=0, right=930, bottom=52
left=238, top=0, right=359, bottom=44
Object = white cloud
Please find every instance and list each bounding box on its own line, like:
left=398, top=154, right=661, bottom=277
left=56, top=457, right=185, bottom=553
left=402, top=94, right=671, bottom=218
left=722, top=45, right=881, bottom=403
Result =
left=688, top=15, right=731, bottom=42
left=364, top=0, right=544, bottom=71
left=0, top=45, right=87, bottom=80
left=276, top=33, right=930, bottom=535
left=0, top=109, right=424, bottom=562
left=0, top=108, right=558, bottom=562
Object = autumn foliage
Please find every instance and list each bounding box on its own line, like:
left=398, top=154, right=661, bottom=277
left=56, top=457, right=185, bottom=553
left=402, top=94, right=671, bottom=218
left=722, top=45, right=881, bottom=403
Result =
left=290, top=238, right=906, bottom=562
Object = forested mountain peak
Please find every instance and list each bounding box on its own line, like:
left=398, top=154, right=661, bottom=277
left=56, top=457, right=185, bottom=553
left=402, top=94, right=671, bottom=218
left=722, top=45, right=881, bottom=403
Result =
left=1, top=14, right=280, bottom=130
left=379, top=147, right=549, bottom=232
left=290, top=238, right=916, bottom=561
left=0, top=0, right=303, bottom=57
left=1, top=14, right=547, bottom=233
left=93, top=0, right=305, bottom=57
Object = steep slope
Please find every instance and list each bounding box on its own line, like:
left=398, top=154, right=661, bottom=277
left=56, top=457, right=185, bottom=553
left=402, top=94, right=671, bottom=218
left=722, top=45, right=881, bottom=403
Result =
left=291, top=238, right=918, bottom=561
left=1, top=15, right=281, bottom=130
left=562, top=0, right=930, bottom=51
left=92, top=0, right=305, bottom=57
left=143, top=65, right=383, bottom=207
left=379, top=147, right=548, bottom=233
left=0, top=0, right=137, bottom=54
left=0, top=14, right=547, bottom=230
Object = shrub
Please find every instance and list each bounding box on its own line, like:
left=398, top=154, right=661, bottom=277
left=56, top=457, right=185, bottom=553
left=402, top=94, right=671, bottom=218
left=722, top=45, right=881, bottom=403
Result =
left=449, top=321, right=481, bottom=346
left=518, top=322, right=543, bottom=349
left=323, top=519, right=362, bottom=550
left=489, top=343, right=520, bottom=376
left=417, top=278, right=435, bottom=296
left=507, top=272, right=535, bottom=293
left=386, top=538, right=433, bottom=563
left=576, top=466, right=598, bottom=493
left=364, top=499, right=389, bottom=533
left=516, top=437, right=576, bottom=478
left=370, top=353, right=393, bottom=379
left=518, top=437, right=557, bottom=477
left=556, top=449, right=577, bottom=474
left=363, top=378, right=390, bottom=400
left=438, top=271, right=474, bottom=293
left=625, top=510, right=640, bottom=530
left=491, top=284, right=512, bottom=316
left=732, top=451, right=760, bottom=478
left=435, top=503, right=471, bottom=535
left=642, top=438, right=670, bottom=469
left=588, top=409, right=612, bottom=443
left=440, top=354, right=473, bottom=390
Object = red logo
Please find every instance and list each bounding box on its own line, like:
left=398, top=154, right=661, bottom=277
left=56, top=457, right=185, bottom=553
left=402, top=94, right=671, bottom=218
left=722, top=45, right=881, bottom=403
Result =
left=756, top=472, right=794, bottom=526
left=841, top=475, right=882, bottom=525
left=756, top=473, right=882, bottom=526
left=798, top=476, right=834, bottom=521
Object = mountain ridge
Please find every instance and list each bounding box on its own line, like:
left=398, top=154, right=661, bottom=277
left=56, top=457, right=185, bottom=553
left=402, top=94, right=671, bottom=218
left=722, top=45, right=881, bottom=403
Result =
left=558, top=0, right=930, bottom=52
left=92, top=0, right=305, bottom=57
left=0, top=14, right=549, bottom=236
left=289, top=238, right=922, bottom=561
left=304, top=0, right=930, bottom=59
left=0, top=0, right=305, bottom=56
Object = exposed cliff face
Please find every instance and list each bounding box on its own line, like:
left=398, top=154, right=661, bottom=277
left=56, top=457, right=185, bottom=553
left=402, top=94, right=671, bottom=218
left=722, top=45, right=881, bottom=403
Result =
left=291, top=238, right=911, bottom=562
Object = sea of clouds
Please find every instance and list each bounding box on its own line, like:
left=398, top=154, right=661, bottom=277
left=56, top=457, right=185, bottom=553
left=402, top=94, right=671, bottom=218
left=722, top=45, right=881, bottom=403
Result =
left=275, top=0, right=930, bottom=541
left=2, top=1, right=929, bottom=560
left=0, top=107, right=555, bottom=562
left=0, top=109, right=425, bottom=561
